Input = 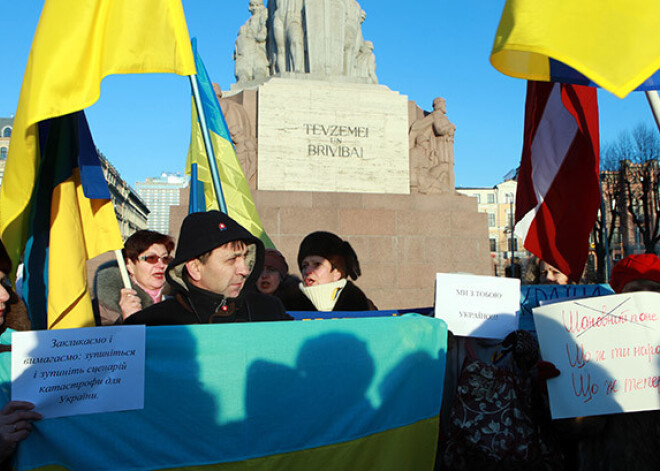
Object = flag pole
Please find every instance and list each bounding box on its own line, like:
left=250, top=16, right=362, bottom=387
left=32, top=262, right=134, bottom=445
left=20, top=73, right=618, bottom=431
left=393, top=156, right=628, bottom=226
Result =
left=114, top=249, right=132, bottom=289
left=189, top=74, right=228, bottom=214
left=189, top=162, right=199, bottom=213
left=645, top=91, right=660, bottom=133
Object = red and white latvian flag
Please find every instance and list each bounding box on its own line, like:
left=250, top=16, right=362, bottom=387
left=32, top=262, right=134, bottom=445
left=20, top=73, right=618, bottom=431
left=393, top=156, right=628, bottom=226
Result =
left=515, top=81, right=600, bottom=281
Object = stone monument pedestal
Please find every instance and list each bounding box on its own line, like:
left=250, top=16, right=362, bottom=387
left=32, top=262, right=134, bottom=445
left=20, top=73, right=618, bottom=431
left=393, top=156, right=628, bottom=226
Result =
left=257, top=78, right=410, bottom=194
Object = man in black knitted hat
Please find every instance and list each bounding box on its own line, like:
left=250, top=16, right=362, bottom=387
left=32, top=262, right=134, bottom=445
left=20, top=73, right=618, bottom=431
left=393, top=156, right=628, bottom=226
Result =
left=125, top=211, right=291, bottom=325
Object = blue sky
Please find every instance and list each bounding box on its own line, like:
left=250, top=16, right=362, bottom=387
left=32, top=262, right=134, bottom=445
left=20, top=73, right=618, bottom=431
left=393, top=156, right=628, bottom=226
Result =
left=1, top=1, right=656, bottom=189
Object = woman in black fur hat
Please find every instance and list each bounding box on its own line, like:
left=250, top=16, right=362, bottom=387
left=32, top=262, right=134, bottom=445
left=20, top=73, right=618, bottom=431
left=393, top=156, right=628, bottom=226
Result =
left=282, top=231, right=376, bottom=311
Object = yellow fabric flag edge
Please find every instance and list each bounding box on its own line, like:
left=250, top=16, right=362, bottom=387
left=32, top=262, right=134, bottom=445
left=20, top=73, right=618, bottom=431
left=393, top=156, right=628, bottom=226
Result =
left=491, top=45, right=660, bottom=99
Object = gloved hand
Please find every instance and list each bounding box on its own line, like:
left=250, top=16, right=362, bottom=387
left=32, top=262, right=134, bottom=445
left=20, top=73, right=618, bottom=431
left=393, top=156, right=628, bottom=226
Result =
left=536, top=360, right=560, bottom=380
left=502, top=329, right=540, bottom=370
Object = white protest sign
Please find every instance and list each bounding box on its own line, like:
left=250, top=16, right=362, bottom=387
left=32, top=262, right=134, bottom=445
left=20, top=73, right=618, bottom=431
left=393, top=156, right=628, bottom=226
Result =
left=534, top=292, right=660, bottom=419
left=11, top=325, right=145, bottom=419
left=434, top=273, right=520, bottom=339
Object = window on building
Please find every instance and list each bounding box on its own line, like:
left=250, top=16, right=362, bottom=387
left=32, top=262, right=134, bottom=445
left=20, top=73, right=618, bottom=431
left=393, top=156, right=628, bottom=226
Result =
left=474, top=194, right=481, bottom=203
left=487, top=212, right=495, bottom=227
left=487, top=194, right=495, bottom=204
left=489, top=238, right=497, bottom=252
left=508, top=237, right=518, bottom=252
left=0, top=147, right=7, bottom=160
left=2, top=127, right=10, bottom=138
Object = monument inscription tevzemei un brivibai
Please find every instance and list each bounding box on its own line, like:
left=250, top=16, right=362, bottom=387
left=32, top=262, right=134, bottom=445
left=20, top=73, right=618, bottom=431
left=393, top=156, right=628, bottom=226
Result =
left=172, top=0, right=491, bottom=309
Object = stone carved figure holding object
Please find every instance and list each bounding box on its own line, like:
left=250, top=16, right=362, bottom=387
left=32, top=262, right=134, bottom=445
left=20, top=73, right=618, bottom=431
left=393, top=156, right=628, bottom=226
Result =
left=234, top=0, right=269, bottom=82
left=409, top=97, right=456, bottom=193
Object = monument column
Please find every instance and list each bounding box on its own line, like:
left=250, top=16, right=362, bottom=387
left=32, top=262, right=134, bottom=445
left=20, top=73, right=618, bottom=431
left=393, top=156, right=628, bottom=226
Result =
left=304, top=0, right=346, bottom=76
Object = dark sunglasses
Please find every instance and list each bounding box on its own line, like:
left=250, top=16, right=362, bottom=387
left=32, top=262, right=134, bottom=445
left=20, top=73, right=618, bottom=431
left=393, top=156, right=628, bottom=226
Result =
left=0, top=277, right=12, bottom=292
left=0, top=276, right=18, bottom=303
left=138, top=255, right=173, bottom=265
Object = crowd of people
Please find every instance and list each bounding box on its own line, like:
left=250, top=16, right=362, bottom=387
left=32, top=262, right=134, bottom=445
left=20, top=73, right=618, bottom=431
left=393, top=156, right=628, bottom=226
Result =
left=2, top=210, right=660, bottom=469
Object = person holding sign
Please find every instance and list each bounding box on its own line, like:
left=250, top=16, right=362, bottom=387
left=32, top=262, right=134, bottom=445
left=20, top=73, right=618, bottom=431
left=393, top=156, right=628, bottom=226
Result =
left=124, top=211, right=291, bottom=325
left=0, top=240, right=41, bottom=461
left=610, top=253, right=660, bottom=293
left=282, top=231, right=376, bottom=311
left=546, top=253, right=660, bottom=471
left=95, top=230, right=175, bottom=325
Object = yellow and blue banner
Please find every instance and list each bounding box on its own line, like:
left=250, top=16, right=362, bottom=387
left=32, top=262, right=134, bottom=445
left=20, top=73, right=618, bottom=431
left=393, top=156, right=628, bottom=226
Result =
left=186, top=40, right=273, bottom=248
left=22, top=111, right=123, bottom=330
left=4, top=315, right=447, bottom=470
left=490, top=0, right=660, bottom=98
left=0, top=0, right=196, bottom=328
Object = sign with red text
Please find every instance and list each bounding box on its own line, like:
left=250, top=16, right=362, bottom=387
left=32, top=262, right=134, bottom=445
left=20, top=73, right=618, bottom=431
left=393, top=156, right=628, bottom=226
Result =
left=534, top=292, right=660, bottom=419
left=435, top=273, right=520, bottom=339
left=11, top=325, right=145, bottom=419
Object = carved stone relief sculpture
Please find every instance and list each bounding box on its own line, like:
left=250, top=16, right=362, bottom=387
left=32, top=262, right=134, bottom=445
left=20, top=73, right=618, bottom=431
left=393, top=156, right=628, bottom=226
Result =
left=409, top=97, right=456, bottom=193
left=240, top=0, right=377, bottom=82
left=234, top=0, right=269, bottom=82
left=213, top=84, right=258, bottom=188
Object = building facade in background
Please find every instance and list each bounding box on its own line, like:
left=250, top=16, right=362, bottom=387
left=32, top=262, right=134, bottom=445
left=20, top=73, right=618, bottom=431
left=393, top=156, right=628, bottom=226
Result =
left=0, top=117, right=13, bottom=183
left=457, top=177, right=528, bottom=277
left=99, top=153, right=149, bottom=239
left=599, top=159, right=660, bottom=263
left=136, top=172, right=188, bottom=235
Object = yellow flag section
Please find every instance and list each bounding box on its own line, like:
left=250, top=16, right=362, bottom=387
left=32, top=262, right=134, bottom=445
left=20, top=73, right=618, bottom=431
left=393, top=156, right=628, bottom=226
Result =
left=490, top=0, right=660, bottom=98
left=186, top=43, right=274, bottom=248
left=47, top=168, right=121, bottom=330
left=0, top=0, right=195, bottom=328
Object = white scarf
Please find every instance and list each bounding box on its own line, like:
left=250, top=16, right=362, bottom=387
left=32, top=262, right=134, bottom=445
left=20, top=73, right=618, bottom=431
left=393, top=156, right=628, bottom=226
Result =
left=299, top=279, right=347, bottom=311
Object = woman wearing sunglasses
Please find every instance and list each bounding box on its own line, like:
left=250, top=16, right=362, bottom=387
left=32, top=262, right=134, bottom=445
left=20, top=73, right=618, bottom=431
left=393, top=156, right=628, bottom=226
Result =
left=95, top=230, right=174, bottom=325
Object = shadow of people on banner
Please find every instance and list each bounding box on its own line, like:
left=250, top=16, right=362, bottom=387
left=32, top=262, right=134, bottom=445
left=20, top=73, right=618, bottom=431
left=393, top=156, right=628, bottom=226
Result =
left=244, top=332, right=376, bottom=455
left=5, top=326, right=225, bottom=470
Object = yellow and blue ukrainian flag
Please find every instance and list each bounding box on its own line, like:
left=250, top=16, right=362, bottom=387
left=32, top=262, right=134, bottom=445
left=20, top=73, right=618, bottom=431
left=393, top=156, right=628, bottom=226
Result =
left=186, top=40, right=273, bottom=248
left=0, top=0, right=196, bottom=328
left=490, top=0, right=660, bottom=98
left=3, top=315, right=447, bottom=470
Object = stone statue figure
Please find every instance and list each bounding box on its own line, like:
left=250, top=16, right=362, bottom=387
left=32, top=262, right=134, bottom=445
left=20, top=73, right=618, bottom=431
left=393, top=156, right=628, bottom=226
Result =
left=356, top=40, right=378, bottom=84
left=409, top=97, right=456, bottom=193
left=266, top=0, right=281, bottom=74
left=343, top=2, right=363, bottom=75
left=234, top=0, right=269, bottom=82
left=213, top=83, right=258, bottom=188
left=284, top=0, right=305, bottom=73
left=431, top=97, right=456, bottom=165
left=238, top=0, right=378, bottom=81
left=267, top=0, right=305, bottom=74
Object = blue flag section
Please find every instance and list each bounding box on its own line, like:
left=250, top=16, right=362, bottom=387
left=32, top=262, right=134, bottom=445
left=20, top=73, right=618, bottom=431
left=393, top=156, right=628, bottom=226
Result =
left=4, top=315, right=447, bottom=470
left=548, top=59, right=660, bottom=92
